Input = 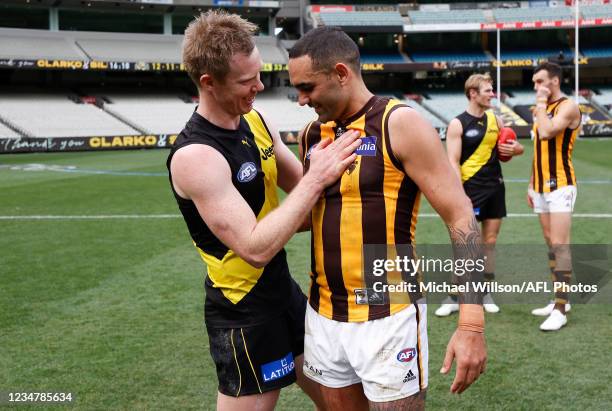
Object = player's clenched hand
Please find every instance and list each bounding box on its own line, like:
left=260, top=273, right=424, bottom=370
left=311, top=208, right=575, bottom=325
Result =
left=306, top=130, right=361, bottom=189
left=497, top=140, right=516, bottom=157
left=440, top=329, right=487, bottom=394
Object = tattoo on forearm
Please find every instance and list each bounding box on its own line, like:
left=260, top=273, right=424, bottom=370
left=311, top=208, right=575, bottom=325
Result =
left=447, top=215, right=484, bottom=304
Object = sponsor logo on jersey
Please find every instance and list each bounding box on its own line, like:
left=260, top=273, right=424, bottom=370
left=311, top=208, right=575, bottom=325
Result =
left=237, top=162, right=257, bottom=183
left=465, top=129, right=480, bottom=138
left=305, top=144, right=317, bottom=160
left=261, top=352, right=295, bottom=383
left=304, top=359, right=323, bottom=376
left=397, top=347, right=416, bottom=363
left=260, top=144, right=275, bottom=160
left=403, top=370, right=417, bottom=383
left=355, top=136, right=377, bottom=156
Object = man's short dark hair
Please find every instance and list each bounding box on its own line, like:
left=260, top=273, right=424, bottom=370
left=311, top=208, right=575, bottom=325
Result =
left=534, top=62, right=563, bottom=82
left=289, top=27, right=360, bottom=74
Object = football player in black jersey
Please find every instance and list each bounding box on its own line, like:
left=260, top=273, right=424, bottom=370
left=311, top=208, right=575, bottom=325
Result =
left=441, top=73, right=523, bottom=317
left=168, top=11, right=361, bottom=410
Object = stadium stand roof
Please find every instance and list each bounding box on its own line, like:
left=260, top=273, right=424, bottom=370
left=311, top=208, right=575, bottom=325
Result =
left=0, top=28, right=287, bottom=64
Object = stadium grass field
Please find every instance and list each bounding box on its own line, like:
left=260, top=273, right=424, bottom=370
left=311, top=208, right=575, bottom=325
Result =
left=1, top=138, right=611, bottom=410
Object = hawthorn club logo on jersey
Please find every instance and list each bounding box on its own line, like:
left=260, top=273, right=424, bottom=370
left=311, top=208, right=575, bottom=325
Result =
left=237, top=162, right=257, bottom=183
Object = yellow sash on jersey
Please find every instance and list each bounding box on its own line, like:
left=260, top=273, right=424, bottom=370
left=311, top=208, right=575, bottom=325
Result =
left=198, top=110, right=279, bottom=305
left=461, top=110, right=499, bottom=183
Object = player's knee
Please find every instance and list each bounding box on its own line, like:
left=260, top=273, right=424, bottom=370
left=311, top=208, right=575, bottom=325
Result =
left=483, top=234, right=497, bottom=245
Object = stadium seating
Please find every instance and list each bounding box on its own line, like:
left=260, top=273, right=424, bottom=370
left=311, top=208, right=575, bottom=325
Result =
left=420, top=92, right=469, bottom=123
left=591, top=87, right=612, bottom=111
left=581, top=47, right=612, bottom=58
left=361, top=52, right=408, bottom=64
left=318, top=11, right=404, bottom=27
left=403, top=97, right=446, bottom=128
left=408, top=9, right=487, bottom=25
left=581, top=5, right=612, bottom=19
left=505, top=90, right=589, bottom=107
left=410, top=51, right=490, bottom=62
left=500, top=48, right=575, bottom=61
left=493, top=6, right=573, bottom=22
left=0, top=94, right=139, bottom=138
left=253, top=89, right=316, bottom=132
left=101, top=94, right=196, bottom=135
left=0, top=122, right=20, bottom=138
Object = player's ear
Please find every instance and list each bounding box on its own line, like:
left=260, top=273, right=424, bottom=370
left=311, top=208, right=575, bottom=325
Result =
left=334, top=63, right=350, bottom=85
left=200, top=73, right=215, bottom=91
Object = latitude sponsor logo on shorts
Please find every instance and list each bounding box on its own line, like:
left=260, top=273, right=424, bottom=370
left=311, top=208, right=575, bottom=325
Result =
left=237, top=162, right=257, bottom=183
left=397, top=347, right=416, bottom=363
left=261, top=352, right=295, bottom=383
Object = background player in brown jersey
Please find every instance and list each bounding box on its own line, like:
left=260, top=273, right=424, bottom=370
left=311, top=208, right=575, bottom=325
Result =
left=528, top=62, right=581, bottom=331
left=169, top=11, right=361, bottom=410
left=288, top=27, right=487, bottom=410
left=441, top=73, right=524, bottom=317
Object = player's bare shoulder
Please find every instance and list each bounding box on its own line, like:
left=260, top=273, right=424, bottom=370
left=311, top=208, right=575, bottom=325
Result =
left=170, top=144, right=230, bottom=199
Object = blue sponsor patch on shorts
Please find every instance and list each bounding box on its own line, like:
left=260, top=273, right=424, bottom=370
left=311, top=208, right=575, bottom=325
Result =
left=261, top=352, right=295, bottom=383
left=355, top=136, right=377, bottom=156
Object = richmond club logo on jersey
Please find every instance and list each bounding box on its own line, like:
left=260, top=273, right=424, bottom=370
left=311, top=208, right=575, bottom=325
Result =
left=397, top=347, right=416, bottom=363
left=237, top=162, right=257, bottom=183
left=355, top=136, right=377, bottom=156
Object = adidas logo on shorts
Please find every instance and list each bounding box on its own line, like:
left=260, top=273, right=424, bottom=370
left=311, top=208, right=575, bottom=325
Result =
left=403, top=370, right=416, bottom=383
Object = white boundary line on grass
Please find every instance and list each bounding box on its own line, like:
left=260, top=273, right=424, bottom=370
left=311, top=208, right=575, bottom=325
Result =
left=2, top=213, right=612, bottom=220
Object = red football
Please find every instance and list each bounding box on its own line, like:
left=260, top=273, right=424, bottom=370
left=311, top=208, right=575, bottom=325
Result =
left=497, top=127, right=517, bottom=162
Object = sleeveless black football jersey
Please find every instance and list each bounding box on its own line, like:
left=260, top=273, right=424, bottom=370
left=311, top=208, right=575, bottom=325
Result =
left=167, top=109, right=295, bottom=328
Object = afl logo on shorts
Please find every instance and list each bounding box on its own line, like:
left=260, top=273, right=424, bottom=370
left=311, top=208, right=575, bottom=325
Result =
left=465, top=129, right=479, bottom=138
left=397, top=348, right=416, bottom=363
left=237, top=162, right=257, bottom=183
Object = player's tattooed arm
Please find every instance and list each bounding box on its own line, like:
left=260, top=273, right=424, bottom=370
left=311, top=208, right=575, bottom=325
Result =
left=447, top=214, right=485, bottom=305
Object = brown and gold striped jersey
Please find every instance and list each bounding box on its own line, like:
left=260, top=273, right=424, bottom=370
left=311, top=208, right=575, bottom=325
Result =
left=533, top=97, right=578, bottom=193
left=300, top=96, right=421, bottom=322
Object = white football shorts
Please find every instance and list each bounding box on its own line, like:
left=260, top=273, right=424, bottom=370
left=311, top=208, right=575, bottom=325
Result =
left=529, top=185, right=577, bottom=214
left=303, top=303, right=428, bottom=402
